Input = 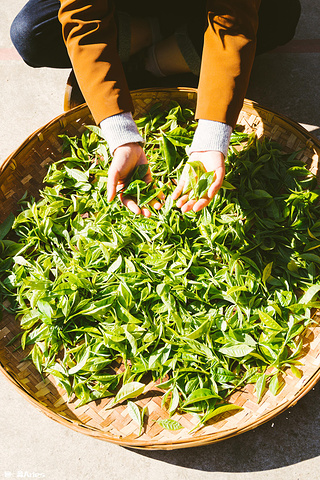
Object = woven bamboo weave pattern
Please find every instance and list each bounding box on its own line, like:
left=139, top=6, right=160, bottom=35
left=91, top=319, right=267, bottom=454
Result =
left=1, top=88, right=320, bottom=449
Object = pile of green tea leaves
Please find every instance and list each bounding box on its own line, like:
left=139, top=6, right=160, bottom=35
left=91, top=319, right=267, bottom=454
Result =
left=1, top=101, right=320, bottom=432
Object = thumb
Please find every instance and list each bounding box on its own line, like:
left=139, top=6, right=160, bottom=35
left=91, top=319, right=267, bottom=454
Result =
left=207, top=167, right=224, bottom=198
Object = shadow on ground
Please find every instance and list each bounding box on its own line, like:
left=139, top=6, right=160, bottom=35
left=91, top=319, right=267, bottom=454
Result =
left=131, top=382, right=320, bottom=472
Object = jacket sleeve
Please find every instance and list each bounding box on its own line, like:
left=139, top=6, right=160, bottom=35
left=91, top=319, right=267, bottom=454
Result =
left=58, top=0, right=134, bottom=125
left=195, top=0, right=261, bottom=128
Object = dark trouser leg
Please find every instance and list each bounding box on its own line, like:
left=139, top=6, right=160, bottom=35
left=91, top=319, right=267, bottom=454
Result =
left=10, top=0, right=188, bottom=69
left=10, top=0, right=196, bottom=70
left=10, top=0, right=71, bottom=68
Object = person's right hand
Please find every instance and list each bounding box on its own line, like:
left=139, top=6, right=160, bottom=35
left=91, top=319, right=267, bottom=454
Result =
left=107, top=142, right=162, bottom=217
left=172, top=150, right=225, bottom=213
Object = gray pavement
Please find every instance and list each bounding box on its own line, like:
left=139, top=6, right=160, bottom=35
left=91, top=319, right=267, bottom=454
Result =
left=1, top=1, right=320, bottom=479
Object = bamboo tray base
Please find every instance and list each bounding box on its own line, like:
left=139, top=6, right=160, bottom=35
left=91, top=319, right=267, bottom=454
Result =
left=1, top=88, right=320, bottom=450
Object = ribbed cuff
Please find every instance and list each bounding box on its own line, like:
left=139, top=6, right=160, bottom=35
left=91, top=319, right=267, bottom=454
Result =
left=189, top=120, right=232, bottom=157
left=100, top=112, right=144, bottom=155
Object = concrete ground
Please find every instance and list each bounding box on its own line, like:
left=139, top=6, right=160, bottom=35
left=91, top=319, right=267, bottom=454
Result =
left=1, top=1, right=320, bottom=479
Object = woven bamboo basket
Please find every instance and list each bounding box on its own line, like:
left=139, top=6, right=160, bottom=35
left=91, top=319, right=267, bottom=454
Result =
left=1, top=87, right=320, bottom=450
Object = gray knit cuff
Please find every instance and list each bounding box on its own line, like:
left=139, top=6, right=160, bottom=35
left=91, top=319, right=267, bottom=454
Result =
left=100, top=112, right=144, bottom=155
left=189, top=120, right=233, bottom=157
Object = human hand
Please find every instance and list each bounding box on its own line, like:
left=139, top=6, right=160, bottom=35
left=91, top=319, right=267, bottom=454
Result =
left=172, top=150, right=225, bottom=213
left=107, top=142, right=162, bottom=217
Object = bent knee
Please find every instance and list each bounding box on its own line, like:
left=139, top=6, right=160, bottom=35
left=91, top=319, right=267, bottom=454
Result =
left=278, top=0, right=301, bottom=45
left=257, top=0, right=301, bottom=54
left=10, top=8, right=42, bottom=67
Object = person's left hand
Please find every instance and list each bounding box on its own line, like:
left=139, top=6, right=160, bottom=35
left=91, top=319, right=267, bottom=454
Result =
left=107, top=142, right=162, bottom=217
left=172, top=150, right=225, bottom=213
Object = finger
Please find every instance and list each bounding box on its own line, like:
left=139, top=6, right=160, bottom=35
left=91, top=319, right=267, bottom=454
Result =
left=107, top=167, right=119, bottom=202
left=192, top=197, right=211, bottom=212
left=181, top=199, right=197, bottom=213
left=207, top=168, right=224, bottom=198
left=143, top=170, right=153, bottom=185
left=176, top=194, right=190, bottom=208
left=207, top=179, right=223, bottom=199
left=149, top=198, right=162, bottom=210
left=172, top=180, right=185, bottom=200
left=158, top=191, right=165, bottom=202
left=140, top=163, right=152, bottom=185
left=149, top=191, right=165, bottom=210
left=141, top=207, right=152, bottom=217
left=115, top=182, right=126, bottom=194
left=120, top=195, right=141, bottom=215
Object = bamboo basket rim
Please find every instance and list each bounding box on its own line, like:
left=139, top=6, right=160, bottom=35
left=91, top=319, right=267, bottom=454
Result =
left=1, top=87, right=320, bottom=450
left=1, top=358, right=320, bottom=449
left=1, top=87, right=320, bottom=174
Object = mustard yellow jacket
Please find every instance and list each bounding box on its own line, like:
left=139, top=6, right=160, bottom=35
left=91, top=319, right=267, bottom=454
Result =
left=58, top=0, right=261, bottom=128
